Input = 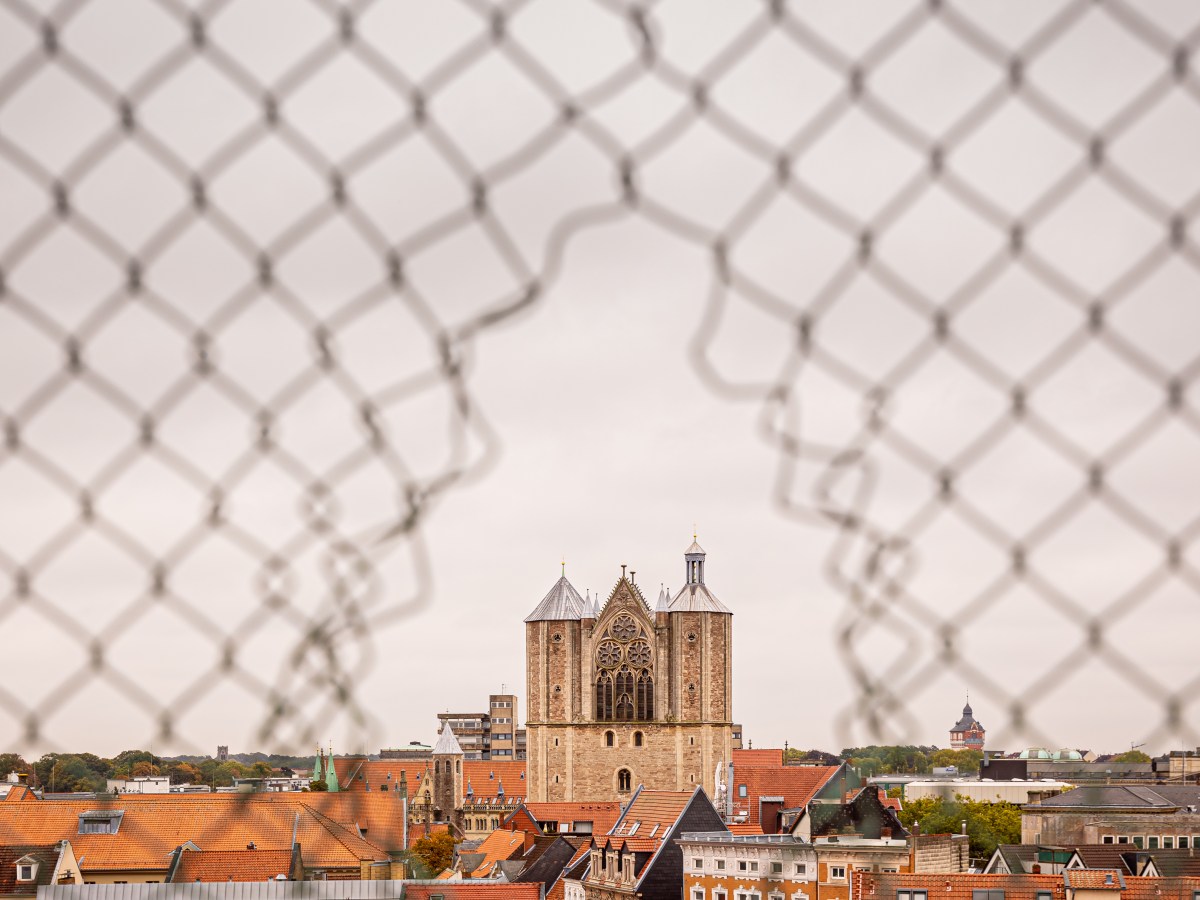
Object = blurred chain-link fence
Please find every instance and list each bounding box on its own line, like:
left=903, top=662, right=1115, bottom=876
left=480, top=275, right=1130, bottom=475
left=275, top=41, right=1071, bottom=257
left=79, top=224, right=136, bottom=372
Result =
left=1, top=0, right=1198, bottom=758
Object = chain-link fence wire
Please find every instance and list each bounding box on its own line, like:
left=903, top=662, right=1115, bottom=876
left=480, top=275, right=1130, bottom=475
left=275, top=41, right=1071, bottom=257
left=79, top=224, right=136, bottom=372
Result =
left=0, top=0, right=1198, bottom=774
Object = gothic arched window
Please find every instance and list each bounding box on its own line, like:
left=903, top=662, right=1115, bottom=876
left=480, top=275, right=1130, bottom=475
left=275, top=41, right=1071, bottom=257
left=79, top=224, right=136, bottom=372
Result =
left=594, top=614, right=654, bottom=722
left=637, top=672, right=653, bottom=721
left=596, top=671, right=613, bottom=720
left=617, top=768, right=632, bottom=792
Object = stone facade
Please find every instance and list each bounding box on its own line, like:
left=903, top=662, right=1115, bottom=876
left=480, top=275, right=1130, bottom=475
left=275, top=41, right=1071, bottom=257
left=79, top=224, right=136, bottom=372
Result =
left=525, top=542, right=734, bottom=803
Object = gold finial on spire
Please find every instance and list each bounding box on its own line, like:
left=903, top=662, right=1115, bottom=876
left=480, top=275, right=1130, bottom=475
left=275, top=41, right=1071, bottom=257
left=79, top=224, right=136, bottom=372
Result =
left=693, top=522, right=697, bottom=541
left=561, top=557, right=565, bottom=576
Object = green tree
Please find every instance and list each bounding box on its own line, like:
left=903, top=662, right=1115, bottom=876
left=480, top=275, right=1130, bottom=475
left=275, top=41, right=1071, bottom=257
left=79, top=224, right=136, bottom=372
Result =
left=0, top=754, right=34, bottom=783
left=250, top=761, right=274, bottom=778
left=409, top=832, right=458, bottom=876
left=931, top=749, right=983, bottom=775
left=49, top=756, right=107, bottom=792
left=1113, top=750, right=1152, bottom=763
left=897, top=795, right=1021, bottom=863
left=110, top=750, right=156, bottom=778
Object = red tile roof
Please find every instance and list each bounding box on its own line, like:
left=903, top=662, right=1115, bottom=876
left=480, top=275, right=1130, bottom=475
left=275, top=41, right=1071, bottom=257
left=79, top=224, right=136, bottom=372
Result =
left=610, top=790, right=692, bottom=838
left=0, top=793, right=403, bottom=873
left=405, top=884, right=542, bottom=899
left=728, top=764, right=840, bottom=826
left=733, top=749, right=784, bottom=766
left=1063, top=869, right=1124, bottom=890
left=522, top=802, right=622, bottom=836
left=331, top=758, right=422, bottom=797
left=462, top=762, right=527, bottom=801
left=727, top=823, right=763, bottom=835
left=3, top=786, right=37, bottom=803
left=171, top=849, right=293, bottom=883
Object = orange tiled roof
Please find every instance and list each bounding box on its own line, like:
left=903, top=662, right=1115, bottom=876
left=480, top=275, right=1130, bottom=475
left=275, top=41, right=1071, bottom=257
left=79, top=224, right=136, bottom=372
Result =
left=3, top=786, right=37, bottom=802
left=728, top=764, right=839, bottom=826
left=171, top=849, right=293, bottom=883
left=1063, top=869, right=1124, bottom=890
left=858, top=872, right=1062, bottom=900
left=405, top=885, right=541, bottom=899
left=1123, top=876, right=1200, bottom=899
left=610, top=790, right=692, bottom=838
left=331, top=759, right=422, bottom=797
left=523, top=802, right=622, bottom=836
left=464, top=829, right=528, bottom=878
left=462, top=762, right=527, bottom=802
left=727, top=823, right=763, bottom=835
left=733, top=749, right=784, bottom=766
left=0, top=793, right=401, bottom=873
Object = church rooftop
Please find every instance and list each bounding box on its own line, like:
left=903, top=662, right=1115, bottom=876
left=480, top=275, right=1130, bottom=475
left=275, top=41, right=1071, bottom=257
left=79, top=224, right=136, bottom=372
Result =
left=668, top=582, right=731, bottom=614
left=524, top=574, right=587, bottom=622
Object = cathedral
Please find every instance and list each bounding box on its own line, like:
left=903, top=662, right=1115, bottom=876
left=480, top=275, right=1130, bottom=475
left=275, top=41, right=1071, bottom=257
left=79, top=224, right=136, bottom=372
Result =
left=524, top=539, right=734, bottom=802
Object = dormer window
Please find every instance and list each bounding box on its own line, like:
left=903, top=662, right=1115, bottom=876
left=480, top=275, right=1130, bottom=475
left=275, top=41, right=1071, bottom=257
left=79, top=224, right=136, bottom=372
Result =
left=15, top=858, right=38, bottom=882
left=78, top=811, right=124, bottom=834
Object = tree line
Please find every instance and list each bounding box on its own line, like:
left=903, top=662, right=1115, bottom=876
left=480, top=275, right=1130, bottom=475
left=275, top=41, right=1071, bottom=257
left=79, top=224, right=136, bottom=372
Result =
left=0, top=750, right=309, bottom=792
left=784, top=745, right=985, bottom=775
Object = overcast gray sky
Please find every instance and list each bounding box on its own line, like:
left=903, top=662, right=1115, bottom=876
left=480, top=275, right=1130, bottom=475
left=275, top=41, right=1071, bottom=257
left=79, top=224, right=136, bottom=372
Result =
left=1, top=0, right=1198, bottom=760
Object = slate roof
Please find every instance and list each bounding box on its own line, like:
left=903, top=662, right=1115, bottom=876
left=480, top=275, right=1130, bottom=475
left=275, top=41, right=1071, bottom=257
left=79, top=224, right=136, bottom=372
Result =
left=1028, top=786, right=1176, bottom=809
left=0, top=845, right=59, bottom=896
left=514, top=836, right=586, bottom=886
left=171, top=850, right=294, bottom=883
left=685, top=540, right=705, bottom=555
left=462, top=830, right=527, bottom=878
left=951, top=702, right=983, bottom=732
left=667, top=583, right=731, bottom=614
left=524, top=576, right=587, bottom=622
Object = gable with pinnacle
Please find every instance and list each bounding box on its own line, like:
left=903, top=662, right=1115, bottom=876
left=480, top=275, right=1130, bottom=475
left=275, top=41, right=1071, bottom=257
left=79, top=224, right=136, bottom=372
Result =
left=595, top=575, right=653, bottom=632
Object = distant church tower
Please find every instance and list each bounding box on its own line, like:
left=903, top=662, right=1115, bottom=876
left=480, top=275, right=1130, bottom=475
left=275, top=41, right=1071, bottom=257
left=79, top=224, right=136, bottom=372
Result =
left=432, top=721, right=464, bottom=826
left=949, top=697, right=985, bottom=751
left=524, top=539, right=734, bottom=802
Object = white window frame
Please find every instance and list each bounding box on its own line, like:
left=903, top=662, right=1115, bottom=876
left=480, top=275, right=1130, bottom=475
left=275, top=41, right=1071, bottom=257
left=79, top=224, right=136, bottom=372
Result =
left=794, top=862, right=807, bottom=876
left=770, top=861, right=783, bottom=875
left=693, top=891, right=705, bottom=900
left=715, top=859, right=726, bottom=871
left=693, top=858, right=705, bottom=872
left=17, top=865, right=35, bottom=882
left=829, top=866, right=846, bottom=881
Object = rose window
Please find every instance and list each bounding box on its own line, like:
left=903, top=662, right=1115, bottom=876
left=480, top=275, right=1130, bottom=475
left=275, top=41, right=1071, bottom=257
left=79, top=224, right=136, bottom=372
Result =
left=611, top=615, right=638, bottom=641
left=597, top=640, right=622, bottom=668
left=626, top=641, right=651, bottom=667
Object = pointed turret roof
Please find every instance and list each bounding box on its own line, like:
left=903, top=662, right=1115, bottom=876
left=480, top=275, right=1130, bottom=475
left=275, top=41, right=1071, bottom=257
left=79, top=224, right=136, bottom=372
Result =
left=669, top=583, right=731, bottom=613
left=656, top=585, right=669, bottom=612
left=685, top=540, right=705, bottom=555
left=952, top=699, right=983, bottom=732
left=524, top=574, right=587, bottom=622
left=434, top=721, right=464, bottom=755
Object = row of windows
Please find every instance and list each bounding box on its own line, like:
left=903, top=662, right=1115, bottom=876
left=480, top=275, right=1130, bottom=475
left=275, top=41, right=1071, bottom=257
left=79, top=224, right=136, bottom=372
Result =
left=1101, top=834, right=1198, bottom=848
left=692, top=859, right=807, bottom=877
left=691, top=890, right=794, bottom=900
left=604, top=730, right=645, bottom=747
left=468, top=818, right=501, bottom=830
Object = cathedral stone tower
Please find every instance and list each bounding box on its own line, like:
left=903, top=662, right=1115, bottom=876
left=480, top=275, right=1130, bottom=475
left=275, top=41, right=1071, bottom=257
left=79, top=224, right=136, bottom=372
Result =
left=525, top=540, right=734, bottom=802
